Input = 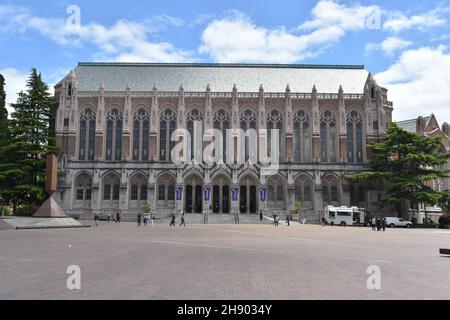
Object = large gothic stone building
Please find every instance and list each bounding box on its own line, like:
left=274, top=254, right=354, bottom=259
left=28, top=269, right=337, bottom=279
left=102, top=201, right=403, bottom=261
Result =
left=54, top=62, right=393, bottom=221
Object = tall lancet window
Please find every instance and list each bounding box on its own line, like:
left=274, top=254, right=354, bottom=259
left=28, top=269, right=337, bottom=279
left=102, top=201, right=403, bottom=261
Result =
left=213, top=109, right=230, bottom=162
left=266, top=110, right=283, bottom=161
left=347, top=110, right=363, bottom=163
left=240, top=109, right=257, bottom=162
left=132, top=108, right=150, bottom=161
left=320, top=110, right=337, bottom=163
left=159, top=108, right=177, bottom=161
left=187, top=108, right=203, bottom=161
left=106, top=108, right=123, bottom=161
left=293, top=110, right=311, bottom=163
left=79, top=108, right=96, bottom=161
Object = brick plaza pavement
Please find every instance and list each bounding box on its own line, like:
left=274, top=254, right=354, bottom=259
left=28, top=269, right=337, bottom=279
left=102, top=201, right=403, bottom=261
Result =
left=0, top=222, right=449, bottom=300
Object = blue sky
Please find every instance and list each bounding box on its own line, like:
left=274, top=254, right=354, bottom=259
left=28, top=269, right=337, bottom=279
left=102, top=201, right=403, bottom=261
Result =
left=1, top=0, right=450, bottom=121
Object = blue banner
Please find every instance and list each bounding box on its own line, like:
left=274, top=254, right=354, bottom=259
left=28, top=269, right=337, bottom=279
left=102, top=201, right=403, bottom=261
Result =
left=176, top=186, right=182, bottom=201
left=260, top=187, right=267, bottom=202
left=232, top=188, right=239, bottom=201
left=203, top=187, right=210, bottom=201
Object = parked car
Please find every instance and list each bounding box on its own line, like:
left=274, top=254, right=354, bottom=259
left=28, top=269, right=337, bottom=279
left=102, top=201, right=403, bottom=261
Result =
left=385, top=217, right=413, bottom=228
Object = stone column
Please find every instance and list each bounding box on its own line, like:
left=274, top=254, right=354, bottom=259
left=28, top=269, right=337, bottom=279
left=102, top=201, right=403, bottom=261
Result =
left=311, top=85, right=320, bottom=162
left=285, top=85, right=293, bottom=161
left=95, top=84, right=105, bottom=160
left=122, top=85, right=132, bottom=161
left=313, top=169, right=323, bottom=218
left=338, top=85, right=347, bottom=163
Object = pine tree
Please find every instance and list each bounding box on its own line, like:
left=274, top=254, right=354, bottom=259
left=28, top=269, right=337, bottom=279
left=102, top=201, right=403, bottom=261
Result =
left=0, top=69, right=57, bottom=213
left=345, top=123, right=450, bottom=217
left=0, top=74, right=7, bottom=140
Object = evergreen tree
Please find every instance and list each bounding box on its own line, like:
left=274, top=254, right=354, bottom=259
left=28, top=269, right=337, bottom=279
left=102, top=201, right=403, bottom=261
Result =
left=0, top=69, right=57, bottom=213
left=0, top=74, right=11, bottom=208
left=0, top=74, right=7, bottom=140
left=345, top=123, right=450, bottom=217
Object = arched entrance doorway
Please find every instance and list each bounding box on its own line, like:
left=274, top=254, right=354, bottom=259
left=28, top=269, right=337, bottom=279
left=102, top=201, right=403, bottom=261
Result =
left=239, top=175, right=258, bottom=214
left=211, top=174, right=231, bottom=213
left=185, top=174, right=203, bottom=213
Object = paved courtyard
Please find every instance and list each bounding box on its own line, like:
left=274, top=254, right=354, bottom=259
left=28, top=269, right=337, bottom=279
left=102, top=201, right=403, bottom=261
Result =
left=0, top=222, right=449, bottom=300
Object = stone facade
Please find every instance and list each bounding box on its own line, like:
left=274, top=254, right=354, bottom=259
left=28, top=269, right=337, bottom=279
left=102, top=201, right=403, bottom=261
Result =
left=54, top=63, right=393, bottom=221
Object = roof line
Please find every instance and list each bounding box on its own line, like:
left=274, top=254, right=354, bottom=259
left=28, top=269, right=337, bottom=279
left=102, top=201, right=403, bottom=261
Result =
left=77, top=62, right=365, bottom=70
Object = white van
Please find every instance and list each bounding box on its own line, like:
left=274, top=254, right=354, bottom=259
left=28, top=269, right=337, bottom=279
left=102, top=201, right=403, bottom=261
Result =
left=324, top=206, right=364, bottom=226
left=385, top=217, right=412, bottom=228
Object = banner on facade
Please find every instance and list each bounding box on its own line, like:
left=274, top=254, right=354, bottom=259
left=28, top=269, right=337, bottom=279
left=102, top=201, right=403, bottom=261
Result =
left=176, top=186, right=183, bottom=201
left=203, top=187, right=210, bottom=201
left=232, top=188, right=239, bottom=201
left=260, top=187, right=267, bottom=202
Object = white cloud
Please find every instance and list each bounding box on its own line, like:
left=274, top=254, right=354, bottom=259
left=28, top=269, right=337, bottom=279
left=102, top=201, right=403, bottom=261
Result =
left=383, top=7, right=449, bottom=33
left=0, top=4, right=192, bottom=62
left=375, top=46, right=450, bottom=122
left=0, top=68, right=29, bottom=114
left=365, top=37, right=413, bottom=56
left=199, top=1, right=381, bottom=63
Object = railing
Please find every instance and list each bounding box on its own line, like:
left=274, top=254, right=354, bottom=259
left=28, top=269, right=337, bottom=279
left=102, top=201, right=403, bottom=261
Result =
left=76, top=91, right=365, bottom=100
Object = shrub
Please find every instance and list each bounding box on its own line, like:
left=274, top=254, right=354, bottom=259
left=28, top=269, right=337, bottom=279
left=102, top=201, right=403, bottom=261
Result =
left=15, top=204, right=39, bottom=217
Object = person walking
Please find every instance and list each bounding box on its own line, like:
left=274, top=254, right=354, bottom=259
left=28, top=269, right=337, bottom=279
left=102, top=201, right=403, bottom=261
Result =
left=274, top=215, right=279, bottom=227
left=116, top=212, right=121, bottom=223
left=259, top=210, right=263, bottom=222
left=169, top=214, right=176, bottom=227
left=376, top=217, right=381, bottom=231
left=381, top=217, right=386, bottom=231
left=286, top=215, right=290, bottom=226
left=137, top=213, right=142, bottom=226
left=93, top=212, right=99, bottom=227
left=150, top=211, right=155, bottom=226
left=107, top=213, right=111, bottom=222
left=321, top=217, right=326, bottom=227
left=143, top=214, right=148, bottom=226
left=371, top=217, right=376, bottom=231
left=180, top=212, right=186, bottom=227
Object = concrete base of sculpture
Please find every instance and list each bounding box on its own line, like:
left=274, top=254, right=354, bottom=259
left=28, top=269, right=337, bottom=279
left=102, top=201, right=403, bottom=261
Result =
left=0, top=216, right=89, bottom=229
left=0, top=197, right=89, bottom=230
left=33, top=196, right=66, bottom=218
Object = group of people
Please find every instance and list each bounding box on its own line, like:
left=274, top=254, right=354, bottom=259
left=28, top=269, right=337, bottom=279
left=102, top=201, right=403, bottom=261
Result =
left=272, top=215, right=293, bottom=226
left=169, top=211, right=186, bottom=227
left=370, top=217, right=386, bottom=231
left=136, top=212, right=156, bottom=227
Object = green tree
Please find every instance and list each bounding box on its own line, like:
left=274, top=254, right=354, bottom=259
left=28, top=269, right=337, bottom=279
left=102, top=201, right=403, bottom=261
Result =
left=345, top=123, right=450, bottom=217
left=0, top=74, right=7, bottom=142
left=0, top=69, right=57, bottom=214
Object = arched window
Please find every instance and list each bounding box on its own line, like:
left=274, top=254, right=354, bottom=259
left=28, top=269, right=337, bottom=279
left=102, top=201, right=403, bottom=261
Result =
left=79, top=108, right=96, bottom=161
left=294, top=175, right=313, bottom=205
left=74, top=173, right=92, bottom=208
left=102, top=173, right=120, bottom=208
left=347, top=111, right=363, bottom=163
left=187, top=108, right=203, bottom=161
left=320, top=110, right=337, bottom=163
left=293, top=110, right=311, bottom=162
left=129, top=174, right=148, bottom=209
left=106, top=108, right=123, bottom=161
left=132, top=108, right=150, bottom=161
left=267, top=110, right=283, bottom=161
left=157, top=173, right=176, bottom=209
left=322, top=175, right=339, bottom=205
left=160, top=108, right=177, bottom=161
left=213, top=109, right=230, bottom=162
left=267, top=175, right=285, bottom=209
left=240, top=109, right=257, bottom=162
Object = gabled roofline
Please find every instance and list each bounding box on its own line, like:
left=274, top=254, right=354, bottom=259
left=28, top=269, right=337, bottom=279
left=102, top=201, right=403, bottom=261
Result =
left=77, top=62, right=365, bottom=70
